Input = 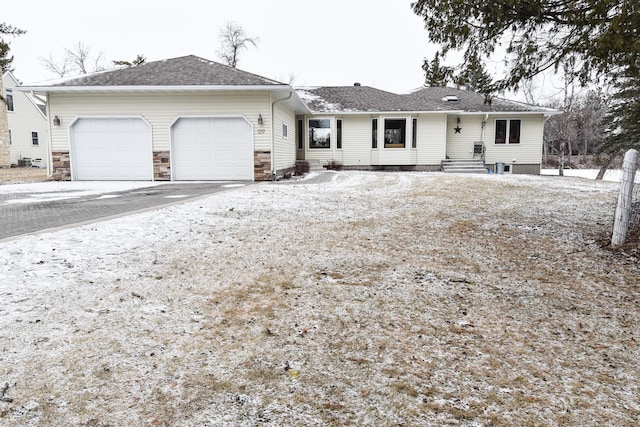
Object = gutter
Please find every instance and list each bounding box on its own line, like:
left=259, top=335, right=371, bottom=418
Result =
left=271, top=91, right=294, bottom=179
left=15, top=85, right=291, bottom=94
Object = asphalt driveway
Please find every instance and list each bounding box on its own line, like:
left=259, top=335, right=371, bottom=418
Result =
left=0, top=182, right=253, bottom=240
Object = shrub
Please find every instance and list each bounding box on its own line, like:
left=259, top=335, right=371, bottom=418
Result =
left=325, top=160, right=343, bottom=171
left=295, top=161, right=310, bottom=175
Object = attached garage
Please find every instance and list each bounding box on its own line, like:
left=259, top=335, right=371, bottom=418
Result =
left=19, top=56, right=309, bottom=181
left=171, top=116, right=254, bottom=181
left=70, top=117, right=153, bottom=181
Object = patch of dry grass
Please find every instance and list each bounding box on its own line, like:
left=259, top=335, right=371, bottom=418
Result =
left=0, top=167, right=48, bottom=184
left=1, top=172, right=639, bottom=426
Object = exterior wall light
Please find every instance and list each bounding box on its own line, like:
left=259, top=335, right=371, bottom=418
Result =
left=258, top=114, right=264, bottom=125
left=53, top=115, right=61, bottom=126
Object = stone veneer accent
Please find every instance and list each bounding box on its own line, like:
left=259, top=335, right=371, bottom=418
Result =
left=51, top=151, right=72, bottom=181
left=153, top=151, right=171, bottom=180
left=0, top=76, right=10, bottom=168
left=254, top=150, right=273, bottom=181
left=51, top=150, right=275, bottom=181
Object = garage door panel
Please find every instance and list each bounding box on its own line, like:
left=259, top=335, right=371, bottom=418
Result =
left=71, top=118, right=153, bottom=181
left=171, top=117, right=253, bottom=181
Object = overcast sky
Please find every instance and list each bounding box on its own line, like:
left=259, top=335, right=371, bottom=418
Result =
left=4, top=0, right=446, bottom=93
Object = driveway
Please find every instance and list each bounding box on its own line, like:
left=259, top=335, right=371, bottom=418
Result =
left=0, top=181, right=253, bottom=240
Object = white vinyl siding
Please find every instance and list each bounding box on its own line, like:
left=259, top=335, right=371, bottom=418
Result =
left=445, top=114, right=484, bottom=160
left=273, top=99, right=296, bottom=172
left=415, top=114, right=447, bottom=165
left=341, top=115, right=371, bottom=166
left=484, top=114, right=544, bottom=165
left=304, top=114, right=448, bottom=167
left=48, top=91, right=273, bottom=153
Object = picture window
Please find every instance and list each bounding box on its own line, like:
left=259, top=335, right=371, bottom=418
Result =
left=384, top=119, right=406, bottom=148
left=309, top=119, right=331, bottom=149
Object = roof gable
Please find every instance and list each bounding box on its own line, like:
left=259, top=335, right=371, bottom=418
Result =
left=51, top=55, right=287, bottom=87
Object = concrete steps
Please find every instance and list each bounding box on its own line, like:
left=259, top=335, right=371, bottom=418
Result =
left=441, top=159, right=488, bottom=174
left=304, top=160, right=325, bottom=172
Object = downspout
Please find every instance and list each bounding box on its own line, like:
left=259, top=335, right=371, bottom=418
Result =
left=33, top=91, right=54, bottom=178
left=481, top=113, right=489, bottom=143
left=481, top=113, right=489, bottom=162
left=270, top=91, right=293, bottom=180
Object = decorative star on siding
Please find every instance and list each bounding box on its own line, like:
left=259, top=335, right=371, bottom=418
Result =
left=454, top=126, right=462, bottom=133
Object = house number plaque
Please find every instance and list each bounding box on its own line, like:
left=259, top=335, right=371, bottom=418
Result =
left=257, top=129, right=266, bottom=134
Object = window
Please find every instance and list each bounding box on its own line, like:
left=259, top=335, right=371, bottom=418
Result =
left=31, top=131, right=39, bottom=146
left=283, top=123, right=288, bottom=139
left=384, top=119, right=406, bottom=148
left=372, top=119, right=378, bottom=149
left=336, top=119, right=342, bottom=149
left=297, top=119, right=303, bottom=150
left=412, top=118, right=418, bottom=149
left=6, top=91, right=13, bottom=112
left=308, top=119, right=331, bottom=149
left=495, top=119, right=521, bottom=144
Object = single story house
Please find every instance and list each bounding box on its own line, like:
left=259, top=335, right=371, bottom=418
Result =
left=18, top=55, right=557, bottom=181
left=295, top=85, right=557, bottom=174
left=3, top=71, right=49, bottom=167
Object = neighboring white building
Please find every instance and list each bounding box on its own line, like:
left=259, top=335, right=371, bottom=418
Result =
left=3, top=70, right=49, bottom=167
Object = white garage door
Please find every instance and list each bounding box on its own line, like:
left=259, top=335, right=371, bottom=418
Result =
left=70, top=118, right=153, bottom=181
left=171, top=117, right=253, bottom=180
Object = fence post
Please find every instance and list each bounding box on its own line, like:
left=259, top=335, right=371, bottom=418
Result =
left=611, top=149, right=639, bottom=247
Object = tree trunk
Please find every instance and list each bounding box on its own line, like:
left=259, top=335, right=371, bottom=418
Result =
left=595, top=155, right=611, bottom=180
left=559, top=141, right=565, bottom=177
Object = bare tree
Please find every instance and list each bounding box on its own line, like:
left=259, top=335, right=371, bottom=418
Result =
left=216, top=22, right=259, bottom=68
left=67, top=42, right=106, bottom=74
left=40, top=42, right=107, bottom=77
left=40, top=53, right=72, bottom=77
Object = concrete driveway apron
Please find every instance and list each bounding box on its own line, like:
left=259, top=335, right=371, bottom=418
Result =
left=0, top=182, right=252, bottom=240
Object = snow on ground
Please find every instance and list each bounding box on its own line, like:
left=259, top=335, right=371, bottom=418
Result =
left=0, top=171, right=639, bottom=426
left=541, top=168, right=638, bottom=182
left=0, top=180, right=165, bottom=199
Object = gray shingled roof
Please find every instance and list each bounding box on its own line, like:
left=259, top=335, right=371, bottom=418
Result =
left=406, top=86, right=555, bottom=113
left=296, top=85, right=554, bottom=114
left=296, top=86, right=444, bottom=113
left=53, top=55, right=286, bottom=87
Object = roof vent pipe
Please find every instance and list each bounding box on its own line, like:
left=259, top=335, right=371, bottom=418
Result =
left=354, top=82, right=361, bottom=86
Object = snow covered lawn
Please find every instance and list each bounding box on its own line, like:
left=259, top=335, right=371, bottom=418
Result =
left=1, top=172, right=638, bottom=426
left=540, top=168, right=635, bottom=182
